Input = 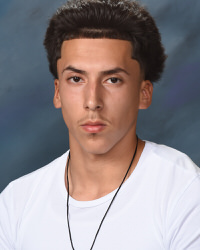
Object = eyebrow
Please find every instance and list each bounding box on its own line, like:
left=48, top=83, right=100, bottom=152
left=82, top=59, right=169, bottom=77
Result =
left=62, top=65, right=130, bottom=76
left=102, top=67, right=130, bottom=76
left=62, top=66, right=86, bottom=75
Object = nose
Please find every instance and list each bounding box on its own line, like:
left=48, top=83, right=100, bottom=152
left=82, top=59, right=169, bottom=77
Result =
left=83, top=81, right=104, bottom=111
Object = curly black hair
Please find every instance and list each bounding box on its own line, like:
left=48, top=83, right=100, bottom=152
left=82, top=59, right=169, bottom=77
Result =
left=44, top=0, right=166, bottom=82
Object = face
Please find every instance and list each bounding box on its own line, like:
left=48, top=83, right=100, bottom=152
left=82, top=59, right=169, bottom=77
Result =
left=54, top=39, right=152, bottom=155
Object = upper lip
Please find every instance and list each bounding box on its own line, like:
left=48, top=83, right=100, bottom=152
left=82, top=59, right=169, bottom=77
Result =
left=81, top=120, right=107, bottom=126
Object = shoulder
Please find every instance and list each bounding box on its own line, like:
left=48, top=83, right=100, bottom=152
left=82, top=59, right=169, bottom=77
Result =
left=145, top=141, right=200, bottom=175
left=142, top=141, right=200, bottom=206
left=141, top=142, right=200, bottom=249
left=143, top=141, right=200, bottom=216
left=0, top=150, right=69, bottom=214
left=0, top=150, right=69, bottom=247
left=3, top=150, right=68, bottom=192
left=146, top=142, right=200, bottom=249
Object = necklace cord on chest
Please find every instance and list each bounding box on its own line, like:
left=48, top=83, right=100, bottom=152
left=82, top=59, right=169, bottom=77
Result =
left=66, top=136, right=138, bottom=250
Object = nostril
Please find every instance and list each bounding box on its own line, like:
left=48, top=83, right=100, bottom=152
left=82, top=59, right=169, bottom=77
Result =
left=96, top=105, right=101, bottom=110
left=84, top=103, right=103, bottom=111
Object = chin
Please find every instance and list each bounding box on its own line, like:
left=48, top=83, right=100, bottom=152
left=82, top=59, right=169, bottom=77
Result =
left=71, top=131, right=123, bottom=156
left=80, top=140, right=115, bottom=156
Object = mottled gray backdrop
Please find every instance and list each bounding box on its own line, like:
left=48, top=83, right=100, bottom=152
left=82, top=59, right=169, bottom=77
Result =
left=0, top=0, right=200, bottom=192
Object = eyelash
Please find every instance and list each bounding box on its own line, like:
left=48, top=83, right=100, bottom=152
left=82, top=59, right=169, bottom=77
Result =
left=67, top=76, right=83, bottom=83
left=66, top=76, right=122, bottom=84
left=105, top=77, right=122, bottom=84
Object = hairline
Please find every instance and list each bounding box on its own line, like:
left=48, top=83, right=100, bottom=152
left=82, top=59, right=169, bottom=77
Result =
left=57, top=36, right=144, bottom=79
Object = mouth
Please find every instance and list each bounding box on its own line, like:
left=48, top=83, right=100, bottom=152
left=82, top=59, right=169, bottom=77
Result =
left=81, top=120, right=107, bottom=133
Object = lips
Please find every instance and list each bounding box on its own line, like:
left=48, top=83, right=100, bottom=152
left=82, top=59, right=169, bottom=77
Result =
left=81, top=121, right=106, bottom=133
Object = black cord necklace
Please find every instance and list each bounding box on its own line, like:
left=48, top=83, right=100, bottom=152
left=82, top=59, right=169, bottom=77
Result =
left=66, top=136, right=138, bottom=250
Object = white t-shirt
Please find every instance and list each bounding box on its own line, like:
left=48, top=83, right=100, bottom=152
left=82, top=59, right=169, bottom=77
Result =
left=0, top=141, right=200, bottom=250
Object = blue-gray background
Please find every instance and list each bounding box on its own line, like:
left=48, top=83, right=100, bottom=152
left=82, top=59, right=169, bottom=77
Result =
left=0, top=0, right=200, bottom=192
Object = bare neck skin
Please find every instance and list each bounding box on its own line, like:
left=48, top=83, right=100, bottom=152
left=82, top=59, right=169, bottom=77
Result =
left=65, top=135, right=145, bottom=201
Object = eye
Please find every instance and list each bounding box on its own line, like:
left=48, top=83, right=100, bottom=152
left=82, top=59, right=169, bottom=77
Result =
left=106, top=77, right=121, bottom=84
left=68, top=76, right=83, bottom=83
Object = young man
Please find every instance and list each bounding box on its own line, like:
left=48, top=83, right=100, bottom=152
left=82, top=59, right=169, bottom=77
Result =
left=0, top=0, right=200, bottom=249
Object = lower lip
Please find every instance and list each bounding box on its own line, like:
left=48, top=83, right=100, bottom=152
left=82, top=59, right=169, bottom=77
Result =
left=81, top=125, right=106, bottom=133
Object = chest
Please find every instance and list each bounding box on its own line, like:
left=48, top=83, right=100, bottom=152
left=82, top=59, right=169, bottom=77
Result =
left=18, top=194, right=164, bottom=250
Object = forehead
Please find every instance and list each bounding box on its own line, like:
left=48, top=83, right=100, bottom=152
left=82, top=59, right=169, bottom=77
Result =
left=61, top=38, right=133, bottom=53
left=57, top=38, right=141, bottom=77
left=60, top=39, right=133, bottom=63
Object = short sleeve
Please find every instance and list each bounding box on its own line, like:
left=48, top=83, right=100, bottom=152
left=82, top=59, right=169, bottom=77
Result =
left=0, top=184, right=16, bottom=250
left=165, top=175, right=200, bottom=249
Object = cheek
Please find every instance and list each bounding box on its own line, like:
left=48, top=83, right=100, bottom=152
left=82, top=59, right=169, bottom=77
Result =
left=60, top=91, right=83, bottom=127
left=110, top=90, right=139, bottom=120
left=60, top=83, right=83, bottom=109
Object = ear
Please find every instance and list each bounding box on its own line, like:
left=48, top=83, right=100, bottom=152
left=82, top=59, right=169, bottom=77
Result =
left=53, top=79, right=61, bottom=109
left=139, top=80, right=153, bottom=110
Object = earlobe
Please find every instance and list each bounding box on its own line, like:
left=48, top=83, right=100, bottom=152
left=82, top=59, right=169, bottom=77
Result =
left=53, top=79, right=61, bottom=109
left=139, top=80, right=153, bottom=110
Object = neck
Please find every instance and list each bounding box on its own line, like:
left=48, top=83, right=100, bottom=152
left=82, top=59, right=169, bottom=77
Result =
left=65, top=136, right=145, bottom=201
